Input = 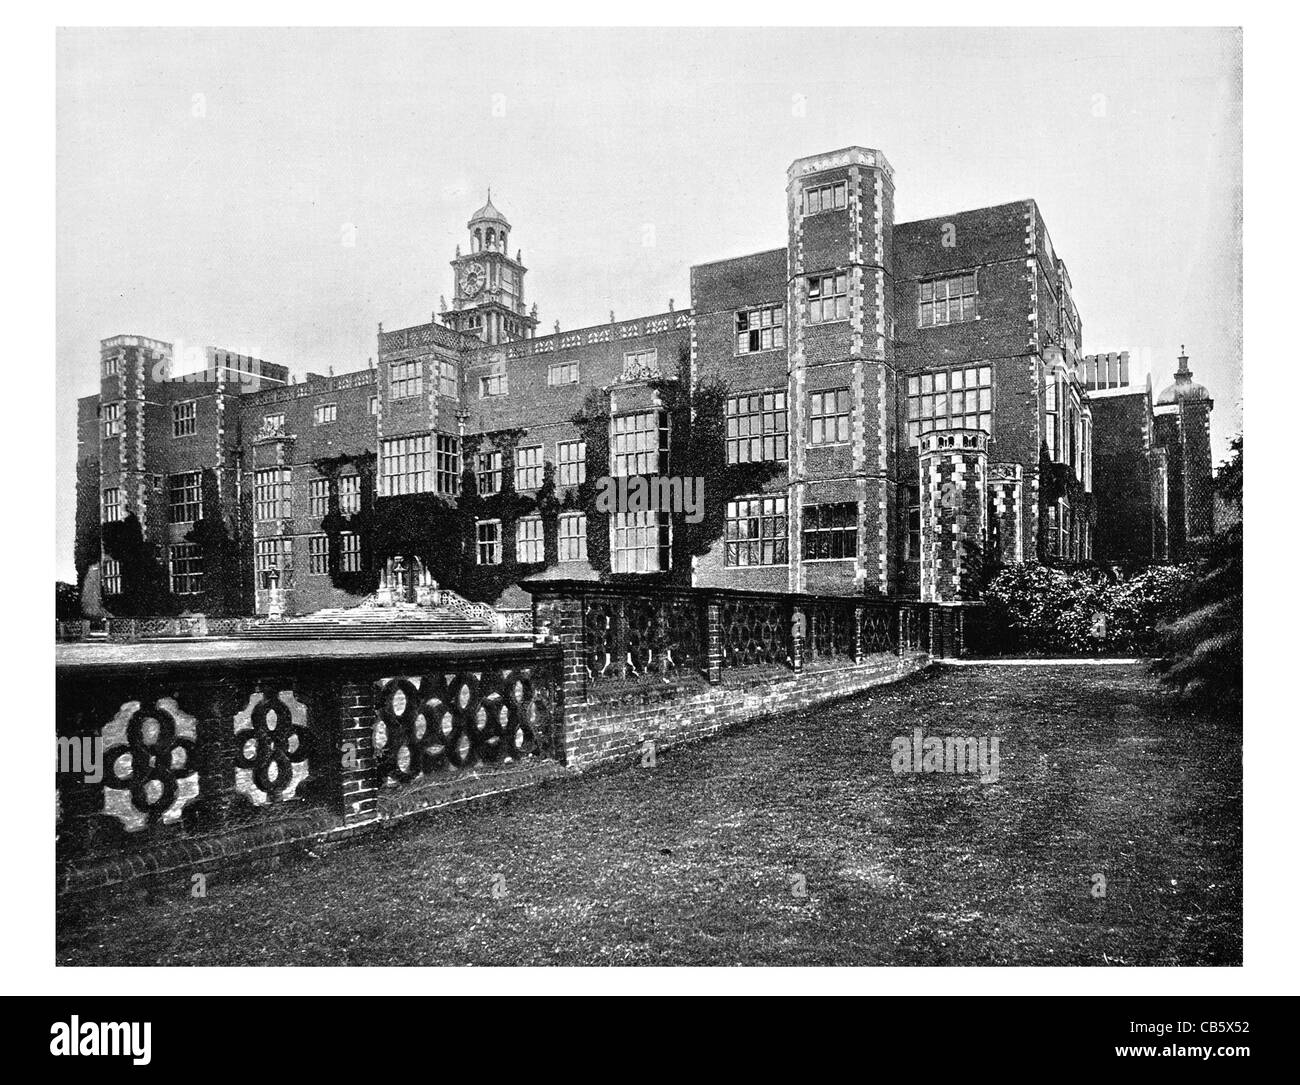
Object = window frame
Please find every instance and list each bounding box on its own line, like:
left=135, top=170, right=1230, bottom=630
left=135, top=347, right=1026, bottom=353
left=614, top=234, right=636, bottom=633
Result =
left=803, top=180, right=848, bottom=216
left=476, top=449, right=503, bottom=495
left=726, top=391, right=789, bottom=464
left=338, top=474, right=361, bottom=514
left=801, top=501, right=859, bottom=561
left=340, top=531, right=362, bottom=572
left=548, top=360, right=580, bottom=386
left=389, top=359, right=423, bottom=400
left=436, top=359, right=458, bottom=399
left=918, top=273, right=979, bottom=328
left=168, top=543, right=203, bottom=595
left=307, top=533, right=330, bottom=575
left=611, top=510, right=671, bottom=573
left=558, top=512, right=588, bottom=562
left=557, top=440, right=587, bottom=485
left=479, top=371, right=509, bottom=398
left=435, top=434, right=460, bottom=496
left=734, top=304, right=787, bottom=355
left=514, top=445, right=543, bottom=491
left=101, top=402, right=124, bottom=439
left=806, top=272, right=849, bottom=324
left=476, top=519, right=502, bottom=565
left=380, top=434, right=432, bottom=496
left=172, top=400, right=197, bottom=438
left=254, top=537, right=293, bottom=589
left=101, top=487, right=123, bottom=524
left=253, top=467, right=292, bottom=522
left=101, top=556, right=122, bottom=595
left=905, top=365, right=994, bottom=446
left=808, top=389, right=851, bottom=447
left=515, top=515, right=544, bottom=564
left=309, top=477, right=330, bottom=518
left=167, top=470, right=204, bottom=525
left=612, top=410, right=669, bottom=477
left=724, top=495, right=789, bottom=567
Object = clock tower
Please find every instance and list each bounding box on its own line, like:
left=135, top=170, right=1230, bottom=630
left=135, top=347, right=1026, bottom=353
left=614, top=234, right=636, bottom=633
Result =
left=444, top=192, right=538, bottom=345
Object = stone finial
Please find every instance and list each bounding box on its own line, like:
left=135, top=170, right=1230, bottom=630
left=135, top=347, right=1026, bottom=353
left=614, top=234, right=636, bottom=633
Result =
left=610, top=310, right=616, bottom=324
left=439, top=295, right=447, bottom=314
left=553, top=320, right=560, bottom=335
left=668, top=297, right=675, bottom=312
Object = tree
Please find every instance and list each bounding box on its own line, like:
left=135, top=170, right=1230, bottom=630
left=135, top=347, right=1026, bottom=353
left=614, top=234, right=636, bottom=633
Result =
left=55, top=581, right=81, bottom=621
left=1152, top=435, right=1242, bottom=714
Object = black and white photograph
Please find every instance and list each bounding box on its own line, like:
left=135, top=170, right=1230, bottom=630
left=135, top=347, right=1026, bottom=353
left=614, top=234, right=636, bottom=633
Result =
left=6, top=5, right=1292, bottom=1050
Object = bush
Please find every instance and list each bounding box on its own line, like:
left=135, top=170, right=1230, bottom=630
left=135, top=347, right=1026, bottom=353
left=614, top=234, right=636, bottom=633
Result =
left=983, top=563, right=1194, bottom=655
left=1152, top=436, right=1242, bottom=713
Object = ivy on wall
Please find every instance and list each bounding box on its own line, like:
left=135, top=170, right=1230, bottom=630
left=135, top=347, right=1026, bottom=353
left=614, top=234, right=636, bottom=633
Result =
left=183, top=469, right=249, bottom=616
left=568, top=367, right=784, bottom=586
left=73, top=459, right=102, bottom=599
left=1037, top=447, right=1097, bottom=563
left=316, top=452, right=379, bottom=596
left=675, top=375, right=784, bottom=566
left=100, top=514, right=175, bottom=616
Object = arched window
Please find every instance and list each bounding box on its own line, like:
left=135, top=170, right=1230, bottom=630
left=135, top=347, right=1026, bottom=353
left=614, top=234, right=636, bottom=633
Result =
left=486, top=228, right=495, bottom=249
left=473, top=228, right=482, bottom=252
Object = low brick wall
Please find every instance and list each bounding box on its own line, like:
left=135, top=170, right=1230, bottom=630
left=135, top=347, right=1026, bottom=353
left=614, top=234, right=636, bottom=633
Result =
left=562, top=654, right=929, bottom=770
left=55, top=639, right=564, bottom=895
left=56, top=584, right=949, bottom=894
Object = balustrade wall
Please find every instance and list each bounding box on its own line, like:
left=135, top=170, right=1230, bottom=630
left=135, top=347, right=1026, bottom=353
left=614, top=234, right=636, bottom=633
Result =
left=55, top=642, right=561, bottom=891
left=56, top=584, right=971, bottom=890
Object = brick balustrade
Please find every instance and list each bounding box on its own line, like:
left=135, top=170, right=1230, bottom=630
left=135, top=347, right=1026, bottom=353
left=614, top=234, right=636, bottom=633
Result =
left=55, top=639, right=562, bottom=894
left=55, top=584, right=977, bottom=891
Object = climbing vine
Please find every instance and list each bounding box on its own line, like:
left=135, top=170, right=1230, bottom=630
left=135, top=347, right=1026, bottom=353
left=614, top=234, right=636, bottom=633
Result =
left=100, top=513, right=175, bottom=616
left=1037, top=446, right=1096, bottom=564
left=183, top=468, right=248, bottom=615
left=316, top=451, right=379, bottom=596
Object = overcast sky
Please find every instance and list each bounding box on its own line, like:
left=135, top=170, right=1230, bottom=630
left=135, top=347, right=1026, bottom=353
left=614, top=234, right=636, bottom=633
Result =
left=55, top=26, right=1242, bottom=579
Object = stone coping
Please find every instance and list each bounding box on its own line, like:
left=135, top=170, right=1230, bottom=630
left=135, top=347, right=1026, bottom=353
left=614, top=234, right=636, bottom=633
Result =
left=56, top=636, right=550, bottom=676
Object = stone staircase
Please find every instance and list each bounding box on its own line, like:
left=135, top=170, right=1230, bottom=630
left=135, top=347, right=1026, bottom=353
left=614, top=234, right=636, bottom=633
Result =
left=244, top=601, right=496, bottom=639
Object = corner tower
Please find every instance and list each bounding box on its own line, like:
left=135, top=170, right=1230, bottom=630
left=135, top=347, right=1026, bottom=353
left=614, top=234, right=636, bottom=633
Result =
left=784, top=147, right=898, bottom=598
left=1155, top=346, right=1215, bottom=553
left=444, top=192, right=538, bottom=345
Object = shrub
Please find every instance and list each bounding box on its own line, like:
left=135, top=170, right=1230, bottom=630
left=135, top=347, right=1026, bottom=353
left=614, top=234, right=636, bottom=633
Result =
left=1152, top=436, right=1242, bottom=713
left=984, top=562, right=1194, bottom=655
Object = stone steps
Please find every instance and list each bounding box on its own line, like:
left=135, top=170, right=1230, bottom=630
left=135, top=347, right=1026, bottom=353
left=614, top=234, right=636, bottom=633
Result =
left=244, top=606, right=493, bottom=638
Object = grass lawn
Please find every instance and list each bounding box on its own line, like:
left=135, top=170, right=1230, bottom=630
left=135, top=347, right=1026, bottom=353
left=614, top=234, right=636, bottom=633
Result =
left=56, top=663, right=1242, bottom=966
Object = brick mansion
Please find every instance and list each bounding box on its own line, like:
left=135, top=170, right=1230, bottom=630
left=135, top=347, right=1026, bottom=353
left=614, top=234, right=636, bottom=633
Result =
left=74, top=145, right=1217, bottom=619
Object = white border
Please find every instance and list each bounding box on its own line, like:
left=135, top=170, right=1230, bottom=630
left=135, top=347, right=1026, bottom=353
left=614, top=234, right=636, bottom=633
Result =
left=8, top=5, right=1290, bottom=998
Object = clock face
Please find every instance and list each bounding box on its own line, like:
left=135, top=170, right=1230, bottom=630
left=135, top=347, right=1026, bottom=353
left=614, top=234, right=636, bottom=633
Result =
left=461, top=262, right=486, bottom=297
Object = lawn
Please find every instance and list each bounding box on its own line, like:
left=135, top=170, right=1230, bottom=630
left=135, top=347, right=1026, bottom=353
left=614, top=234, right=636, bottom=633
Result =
left=56, top=663, right=1242, bottom=966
